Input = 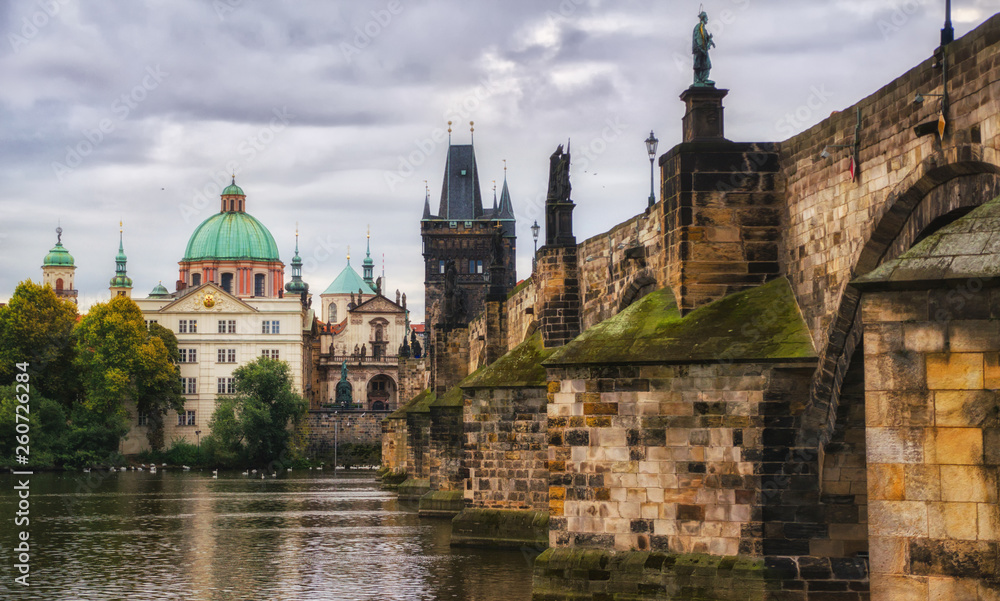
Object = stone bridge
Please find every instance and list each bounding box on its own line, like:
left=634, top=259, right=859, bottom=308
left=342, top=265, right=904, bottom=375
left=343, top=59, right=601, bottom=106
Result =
left=384, top=14, right=1000, bottom=600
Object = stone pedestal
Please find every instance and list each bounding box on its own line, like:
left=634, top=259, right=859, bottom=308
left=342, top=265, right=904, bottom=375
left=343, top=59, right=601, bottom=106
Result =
left=680, top=86, right=728, bottom=142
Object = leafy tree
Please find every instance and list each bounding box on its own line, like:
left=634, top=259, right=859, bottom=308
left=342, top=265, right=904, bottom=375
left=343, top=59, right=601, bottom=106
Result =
left=0, top=280, right=79, bottom=405
left=0, top=385, right=67, bottom=468
left=206, top=357, right=307, bottom=465
left=74, top=296, right=184, bottom=449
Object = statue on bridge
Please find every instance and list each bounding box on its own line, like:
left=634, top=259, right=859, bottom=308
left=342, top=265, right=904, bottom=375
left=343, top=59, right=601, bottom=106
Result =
left=335, top=361, right=352, bottom=406
left=692, top=10, right=716, bottom=87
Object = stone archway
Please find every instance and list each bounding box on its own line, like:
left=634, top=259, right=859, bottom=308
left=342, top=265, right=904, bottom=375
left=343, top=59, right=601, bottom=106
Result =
left=367, top=374, right=397, bottom=410
left=618, top=269, right=658, bottom=311
left=798, top=147, right=1000, bottom=447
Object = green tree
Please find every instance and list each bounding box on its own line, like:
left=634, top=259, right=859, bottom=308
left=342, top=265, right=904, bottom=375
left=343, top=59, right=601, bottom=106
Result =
left=0, top=385, right=67, bottom=468
left=74, top=296, right=184, bottom=450
left=0, top=280, right=79, bottom=405
left=206, top=357, right=307, bottom=466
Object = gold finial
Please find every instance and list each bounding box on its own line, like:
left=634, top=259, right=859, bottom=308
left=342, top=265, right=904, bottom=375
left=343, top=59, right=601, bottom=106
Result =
left=367, top=224, right=370, bottom=239
left=119, top=219, right=123, bottom=233
left=493, top=180, right=496, bottom=193
left=347, top=245, right=351, bottom=261
left=503, top=159, right=507, bottom=174
left=470, top=120, right=474, bottom=131
left=447, top=121, right=452, bottom=133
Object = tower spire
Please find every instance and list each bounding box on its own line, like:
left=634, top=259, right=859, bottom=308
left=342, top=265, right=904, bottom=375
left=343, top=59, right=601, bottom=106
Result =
left=109, top=220, right=132, bottom=298
left=422, top=180, right=431, bottom=219
left=285, top=224, right=309, bottom=299
left=362, top=226, right=375, bottom=287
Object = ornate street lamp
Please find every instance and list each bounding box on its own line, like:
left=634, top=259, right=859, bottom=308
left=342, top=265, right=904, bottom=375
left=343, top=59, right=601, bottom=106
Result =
left=531, top=220, right=540, bottom=272
left=645, top=130, right=659, bottom=208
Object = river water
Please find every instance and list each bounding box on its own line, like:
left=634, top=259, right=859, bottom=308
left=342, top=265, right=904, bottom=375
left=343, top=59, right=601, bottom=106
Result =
left=0, top=470, right=535, bottom=600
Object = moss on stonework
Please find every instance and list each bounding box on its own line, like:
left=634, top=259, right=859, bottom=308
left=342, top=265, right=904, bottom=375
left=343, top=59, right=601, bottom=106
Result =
left=545, top=277, right=815, bottom=366
left=508, top=275, right=532, bottom=299
left=462, top=332, right=556, bottom=389
left=387, top=388, right=433, bottom=419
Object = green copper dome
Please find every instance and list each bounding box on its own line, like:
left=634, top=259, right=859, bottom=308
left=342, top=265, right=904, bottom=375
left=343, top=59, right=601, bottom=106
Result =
left=183, top=212, right=280, bottom=262
left=222, top=182, right=244, bottom=196
left=43, top=242, right=74, bottom=267
left=149, top=282, right=171, bottom=298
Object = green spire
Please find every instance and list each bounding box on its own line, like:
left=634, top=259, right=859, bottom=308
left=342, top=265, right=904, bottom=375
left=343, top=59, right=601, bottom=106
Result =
left=362, top=226, right=375, bottom=287
left=109, top=221, right=132, bottom=289
left=285, top=226, right=309, bottom=295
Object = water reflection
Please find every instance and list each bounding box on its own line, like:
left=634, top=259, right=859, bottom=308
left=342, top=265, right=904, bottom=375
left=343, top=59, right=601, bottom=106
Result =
left=0, top=471, right=534, bottom=600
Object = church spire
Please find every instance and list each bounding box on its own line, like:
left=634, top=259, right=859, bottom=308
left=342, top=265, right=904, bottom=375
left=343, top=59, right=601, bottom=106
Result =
left=109, top=220, right=133, bottom=298
left=284, top=225, right=309, bottom=298
left=422, top=180, right=432, bottom=219
left=362, top=226, right=375, bottom=287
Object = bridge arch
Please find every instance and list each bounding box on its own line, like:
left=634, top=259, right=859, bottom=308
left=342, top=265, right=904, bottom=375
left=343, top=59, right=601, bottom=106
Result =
left=798, top=145, right=1000, bottom=446
left=617, top=269, right=658, bottom=311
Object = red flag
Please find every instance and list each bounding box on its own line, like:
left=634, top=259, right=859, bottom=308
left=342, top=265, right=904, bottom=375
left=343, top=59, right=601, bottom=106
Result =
left=848, top=156, right=856, bottom=180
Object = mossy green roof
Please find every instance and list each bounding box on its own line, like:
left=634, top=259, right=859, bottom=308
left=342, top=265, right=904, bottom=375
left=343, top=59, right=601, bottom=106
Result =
left=462, top=332, right=554, bottom=389
left=387, top=388, right=435, bottom=418
left=148, top=282, right=171, bottom=298
left=853, top=193, right=1000, bottom=289
left=222, top=182, right=244, bottom=196
left=545, top=277, right=815, bottom=366
left=183, top=212, right=280, bottom=262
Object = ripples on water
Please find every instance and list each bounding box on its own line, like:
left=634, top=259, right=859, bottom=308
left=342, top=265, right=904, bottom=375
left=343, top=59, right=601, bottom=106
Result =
left=0, top=471, right=535, bottom=600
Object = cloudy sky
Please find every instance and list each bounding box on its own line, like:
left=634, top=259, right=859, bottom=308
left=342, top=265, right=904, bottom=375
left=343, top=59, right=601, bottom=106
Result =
left=0, top=0, right=993, bottom=322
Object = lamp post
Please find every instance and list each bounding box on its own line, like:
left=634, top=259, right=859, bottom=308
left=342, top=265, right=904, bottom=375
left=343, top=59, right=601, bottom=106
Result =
left=645, top=130, right=659, bottom=208
left=531, top=220, right=540, bottom=272
left=195, top=430, right=201, bottom=448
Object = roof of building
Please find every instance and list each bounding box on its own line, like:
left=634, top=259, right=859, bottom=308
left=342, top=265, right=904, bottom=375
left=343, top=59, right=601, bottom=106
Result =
left=148, top=282, right=171, bottom=298
left=545, top=277, right=816, bottom=366
left=43, top=241, right=74, bottom=267
left=183, top=211, right=281, bottom=262
left=322, top=260, right=375, bottom=295
left=433, top=144, right=484, bottom=220
left=222, top=176, right=244, bottom=196
left=853, top=194, right=1000, bottom=289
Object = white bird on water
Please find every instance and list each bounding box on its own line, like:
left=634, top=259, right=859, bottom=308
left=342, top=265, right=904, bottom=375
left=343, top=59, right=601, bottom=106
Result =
left=182, top=465, right=191, bottom=471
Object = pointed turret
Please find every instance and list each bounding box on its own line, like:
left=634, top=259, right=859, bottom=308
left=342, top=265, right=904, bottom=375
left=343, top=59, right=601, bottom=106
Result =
left=284, top=227, right=309, bottom=299
left=362, top=227, right=375, bottom=288
left=436, top=131, right=484, bottom=220
left=109, top=221, right=133, bottom=298
left=422, top=181, right=432, bottom=219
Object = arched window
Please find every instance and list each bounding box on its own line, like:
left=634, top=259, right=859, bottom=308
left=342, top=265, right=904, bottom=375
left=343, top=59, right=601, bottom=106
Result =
left=191, top=273, right=202, bottom=286
left=328, top=303, right=337, bottom=323
left=254, top=273, right=266, bottom=297
left=221, top=273, right=234, bottom=293
left=55, top=278, right=64, bottom=291
left=375, top=324, right=384, bottom=341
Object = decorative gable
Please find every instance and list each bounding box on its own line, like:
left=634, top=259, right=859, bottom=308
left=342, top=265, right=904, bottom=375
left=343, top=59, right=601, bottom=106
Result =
left=158, top=283, right=258, bottom=314
left=352, top=295, right=404, bottom=314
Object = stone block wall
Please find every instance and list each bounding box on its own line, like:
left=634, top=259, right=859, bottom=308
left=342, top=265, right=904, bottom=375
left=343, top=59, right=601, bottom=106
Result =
left=467, top=311, right=487, bottom=373
left=464, top=386, right=549, bottom=511
left=537, top=245, right=581, bottom=349
left=397, top=357, right=428, bottom=406
left=305, top=410, right=387, bottom=458
left=546, top=363, right=770, bottom=555
left=381, top=415, right=407, bottom=474
left=659, top=142, right=783, bottom=315
left=405, top=412, right=432, bottom=481
left=862, top=287, right=1000, bottom=599
left=506, top=278, right=538, bottom=350
left=427, top=404, right=464, bottom=492
left=781, top=15, right=1000, bottom=351
left=432, top=326, right=469, bottom=396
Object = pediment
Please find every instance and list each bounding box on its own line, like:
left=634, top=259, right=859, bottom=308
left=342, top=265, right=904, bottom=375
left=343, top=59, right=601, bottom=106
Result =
left=158, top=283, right=258, bottom=314
left=352, top=295, right=404, bottom=314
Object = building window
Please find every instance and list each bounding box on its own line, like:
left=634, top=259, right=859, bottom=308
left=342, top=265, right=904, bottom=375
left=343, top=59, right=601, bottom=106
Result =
left=218, top=319, right=236, bottom=334
left=254, top=273, right=266, bottom=297
left=476, top=260, right=483, bottom=274
left=180, top=377, right=197, bottom=395
left=328, top=303, right=337, bottom=323
left=262, top=320, right=280, bottom=334
left=178, top=410, right=196, bottom=426
left=439, top=260, right=445, bottom=274
left=217, top=349, right=236, bottom=363
left=178, top=319, right=197, bottom=334
left=138, top=413, right=148, bottom=426
left=217, top=377, right=235, bottom=395
left=56, top=278, right=64, bottom=291
left=221, top=273, right=234, bottom=293
left=191, top=273, right=201, bottom=286
left=179, top=348, right=197, bottom=363
left=145, top=319, right=158, bottom=328
left=261, top=349, right=279, bottom=360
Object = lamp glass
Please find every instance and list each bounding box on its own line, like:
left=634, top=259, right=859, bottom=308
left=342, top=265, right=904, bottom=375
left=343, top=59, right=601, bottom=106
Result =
left=645, top=131, right=658, bottom=159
